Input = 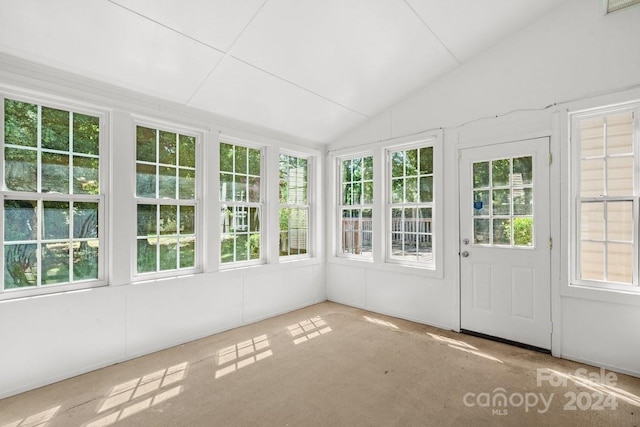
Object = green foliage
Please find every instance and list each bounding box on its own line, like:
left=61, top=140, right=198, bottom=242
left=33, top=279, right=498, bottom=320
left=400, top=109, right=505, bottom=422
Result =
left=513, top=217, right=533, bottom=246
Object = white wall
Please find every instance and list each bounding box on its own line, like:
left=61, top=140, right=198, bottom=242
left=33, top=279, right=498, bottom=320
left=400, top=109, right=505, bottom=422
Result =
left=327, top=0, right=640, bottom=376
left=0, top=55, right=326, bottom=399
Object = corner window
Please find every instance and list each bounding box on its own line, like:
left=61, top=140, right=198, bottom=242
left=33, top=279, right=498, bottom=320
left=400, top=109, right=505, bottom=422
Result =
left=388, top=145, right=434, bottom=266
left=571, top=103, right=638, bottom=289
left=135, top=125, right=198, bottom=275
left=279, top=154, right=309, bottom=258
left=219, top=141, right=262, bottom=265
left=2, top=97, right=104, bottom=294
left=338, top=155, right=373, bottom=257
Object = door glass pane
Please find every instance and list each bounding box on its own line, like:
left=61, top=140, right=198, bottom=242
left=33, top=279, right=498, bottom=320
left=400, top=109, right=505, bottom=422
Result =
left=492, top=159, right=510, bottom=187
left=493, top=219, right=511, bottom=245
left=513, top=188, right=533, bottom=215
left=512, top=157, right=533, bottom=185
left=473, top=190, right=490, bottom=216
left=492, top=189, right=510, bottom=215
left=513, top=218, right=533, bottom=247
left=473, top=162, right=489, bottom=188
left=473, top=219, right=490, bottom=244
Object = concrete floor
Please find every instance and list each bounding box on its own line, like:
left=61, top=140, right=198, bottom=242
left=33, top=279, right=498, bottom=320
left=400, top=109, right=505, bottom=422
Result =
left=1, top=302, right=639, bottom=426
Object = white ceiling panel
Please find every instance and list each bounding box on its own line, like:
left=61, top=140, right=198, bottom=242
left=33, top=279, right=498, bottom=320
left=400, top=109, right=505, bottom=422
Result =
left=189, top=57, right=368, bottom=142
left=108, top=0, right=266, bottom=52
left=0, top=0, right=223, bottom=104
left=405, top=0, right=561, bottom=63
left=230, top=0, right=459, bottom=117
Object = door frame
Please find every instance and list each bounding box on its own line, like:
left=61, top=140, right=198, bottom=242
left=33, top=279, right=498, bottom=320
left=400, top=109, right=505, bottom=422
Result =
left=455, top=130, right=559, bottom=354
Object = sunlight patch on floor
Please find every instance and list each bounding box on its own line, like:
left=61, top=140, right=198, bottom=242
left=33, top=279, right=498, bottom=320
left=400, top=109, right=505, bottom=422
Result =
left=287, top=316, right=332, bottom=345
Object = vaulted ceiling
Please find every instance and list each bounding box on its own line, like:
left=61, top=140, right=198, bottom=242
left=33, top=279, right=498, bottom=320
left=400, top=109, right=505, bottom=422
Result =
left=0, top=0, right=562, bottom=143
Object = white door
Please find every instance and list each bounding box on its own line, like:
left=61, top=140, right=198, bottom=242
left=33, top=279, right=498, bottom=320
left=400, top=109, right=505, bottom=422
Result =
left=459, top=137, right=551, bottom=350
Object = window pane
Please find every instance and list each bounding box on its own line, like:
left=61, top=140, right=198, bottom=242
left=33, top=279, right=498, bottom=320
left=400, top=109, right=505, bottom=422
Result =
left=362, top=209, right=372, bottom=254
left=419, top=147, right=433, bottom=174
left=4, top=99, right=37, bottom=147
left=42, top=242, right=70, bottom=285
left=73, top=113, right=100, bottom=155
left=580, top=116, right=603, bottom=158
left=249, top=207, right=260, bottom=233
left=137, top=238, right=157, bottom=273
left=492, top=159, right=510, bottom=187
left=343, top=183, right=352, bottom=205
left=353, top=182, right=363, bottom=205
left=136, top=126, right=156, bottom=162
left=473, top=162, right=489, bottom=188
left=178, top=168, right=195, bottom=199
left=492, top=189, right=510, bottom=215
left=159, top=238, right=178, bottom=270
left=391, top=178, right=403, bottom=204
left=136, top=163, right=156, bottom=198
left=406, top=149, right=418, bottom=176
left=363, top=156, right=373, bottom=180
left=606, top=112, right=633, bottom=155
left=249, top=233, right=260, bottom=260
left=74, top=240, right=99, bottom=280
left=220, top=173, right=233, bottom=201
left=513, top=188, right=533, bottom=215
left=73, top=156, right=99, bottom=194
left=607, top=243, right=633, bottom=283
left=474, top=219, right=490, bottom=244
left=73, top=202, right=99, bottom=239
left=4, top=199, right=37, bottom=241
left=180, top=205, right=195, bottom=235
left=513, top=217, right=533, bottom=246
left=607, top=201, right=633, bottom=242
left=221, top=235, right=234, bottom=263
left=5, top=147, right=37, bottom=192
left=391, top=152, right=404, bottom=177
left=406, top=177, right=417, bottom=203
left=41, top=152, right=69, bottom=193
left=179, top=237, right=195, bottom=269
left=580, top=241, right=604, bottom=281
left=178, top=135, right=196, bottom=168
left=363, top=182, right=373, bottom=204
left=279, top=231, right=290, bottom=256
left=4, top=243, right=37, bottom=288
left=43, top=201, right=69, bottom=240
left=607, top=156, right=633, bottom=196
left=137, top=204, right=157, bottom=236
left=236, top=234, right=248, bottom=261
left=159, top=131, right=177, bottom=165
left=159, top=205, right=177, bottom=235
left=158, top=166, right=177, bottom=198
left=220, top=143, right=234, bottom=172
left=342, top=159, right=352, bottom=182
left=580, top=202, right=604, bottom=241
left=41, top=107, right=69, bottom=151
left=419, top=176, right=433, bottom=203
left=249, top=148, right=261, bottom=176
left=234, top=175, right=247, bottom=202
left=249, top=177, right=260, bottom=202
left=580, top=159, right=604, bottom=197
left=512, top=156, right=532, bottom=185
left=493, top=218, right=511, bottom=245
left=235, top=145, right=247, bottom=174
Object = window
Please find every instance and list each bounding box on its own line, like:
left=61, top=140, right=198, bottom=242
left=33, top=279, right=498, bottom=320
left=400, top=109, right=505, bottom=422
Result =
left=135, top=125, right=197, bottom=274
left=339, top=156, right=373, bottom=257
left=572, top=103, right=639, bottom=289
left=388, top=145, right=433, bottom=265
left=2, top=97, right=103, bottom=293
left=220, top=141, right=262, bottom=265
left=279, top=154, right=309, bottom=258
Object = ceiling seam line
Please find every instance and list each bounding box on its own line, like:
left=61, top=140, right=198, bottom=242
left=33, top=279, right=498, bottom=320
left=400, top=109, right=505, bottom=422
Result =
left=105, top=0, right=225, bottom=54
left=402, top=0, right=462, bottom=66
left=186, top=0, right=269, bottom=105
left=230, top=55, right=371, bottom=119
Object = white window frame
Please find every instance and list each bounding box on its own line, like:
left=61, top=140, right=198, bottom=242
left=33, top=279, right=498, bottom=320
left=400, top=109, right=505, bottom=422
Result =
left=385, top=140, right=436, bottom=269
left=337, top=153, right=374, bottom=260
left=279, top=150, right=311, bottom=260
left=133, top=119, right=202, bottom=280
left=0, top=92, right=108, bottom=300
left=219, top=136, right=264, bottom=269
left=570, top=101, right=640, bottom=293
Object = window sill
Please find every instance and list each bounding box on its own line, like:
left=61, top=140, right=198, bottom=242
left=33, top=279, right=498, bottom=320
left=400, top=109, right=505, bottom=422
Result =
left=328, top=256, right=442, bottom=279
left=562, top=282, right=640, bottom=307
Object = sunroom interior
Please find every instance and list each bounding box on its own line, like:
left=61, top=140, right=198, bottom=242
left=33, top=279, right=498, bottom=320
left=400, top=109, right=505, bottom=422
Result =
left=1, top=0, right=640, bottom=423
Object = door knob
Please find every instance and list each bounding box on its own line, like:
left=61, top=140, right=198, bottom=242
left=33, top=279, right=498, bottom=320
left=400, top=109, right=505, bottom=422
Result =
left=461, top=251, right=469, bottom=257
left=462, top=238, right=470, bottom=245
